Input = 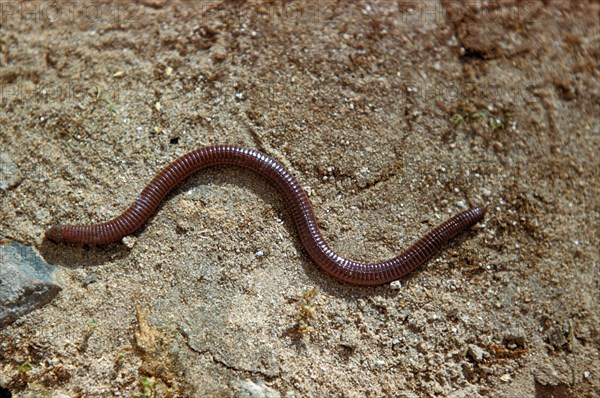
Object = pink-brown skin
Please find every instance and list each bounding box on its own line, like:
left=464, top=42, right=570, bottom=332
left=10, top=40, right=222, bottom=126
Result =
left=46, top=145, right=486, bottom=286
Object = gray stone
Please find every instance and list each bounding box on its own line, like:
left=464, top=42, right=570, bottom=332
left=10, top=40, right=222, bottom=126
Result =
left=0, top=241, right=61, bottom=328
left=467, top=344, right=486, bottom=362
left=82, top=273, right=98, bottom=287
left=504, top=327, right=527, bottom=348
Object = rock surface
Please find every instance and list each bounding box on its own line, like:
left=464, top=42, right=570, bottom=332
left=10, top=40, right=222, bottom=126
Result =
left=0, top=241, right=61, bottom=328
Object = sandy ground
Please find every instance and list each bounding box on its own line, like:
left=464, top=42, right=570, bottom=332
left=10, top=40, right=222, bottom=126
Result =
left=0, top=1, right=598, bottom=397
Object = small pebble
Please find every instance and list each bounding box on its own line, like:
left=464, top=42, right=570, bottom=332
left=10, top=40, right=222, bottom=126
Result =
left=122, top=236, right=137, bottom=249
left=389, top=280, right=402, bottom=290
left=467, top=344, right=485, bottom=362
left=583, top=370, right=591, bottom=379
left=82, top=273, right=98, bottom=287
left=504, top=327, right=527, bottom=348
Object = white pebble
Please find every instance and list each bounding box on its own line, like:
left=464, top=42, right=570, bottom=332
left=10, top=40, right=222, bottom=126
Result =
left=122, top=236, right=137, bottom=249
left=389, top=280, right=402, bottom=290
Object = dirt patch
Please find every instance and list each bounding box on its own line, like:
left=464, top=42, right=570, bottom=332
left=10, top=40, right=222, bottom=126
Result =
left=0, top=1, right=598, bottom=397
